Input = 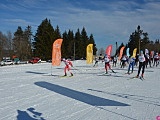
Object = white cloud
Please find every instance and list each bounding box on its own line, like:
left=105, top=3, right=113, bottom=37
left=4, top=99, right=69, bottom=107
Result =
left=0, top=0, right=160, bottom=49
left=4, top=19, right=32, bottom=26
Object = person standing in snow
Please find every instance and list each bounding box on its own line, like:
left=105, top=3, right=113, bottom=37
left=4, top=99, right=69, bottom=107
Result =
left=104, top=54, right=115, bottom=74
left=136, top=51, right=146, bottom=78
left=62, top=58, right=73, bottom=76
left=127, top=56, right=135, bottom=74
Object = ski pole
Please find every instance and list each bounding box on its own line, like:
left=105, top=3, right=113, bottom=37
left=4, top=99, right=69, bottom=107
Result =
left=110, top=68, right=116, bottom=73
left=72, top=66, right=82, bottom=73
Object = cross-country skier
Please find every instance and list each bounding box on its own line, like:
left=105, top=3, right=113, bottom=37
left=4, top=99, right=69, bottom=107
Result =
left=136, top=51, right=145, bottom=78
left=127, top=56, right=135, bottom=74
left=145, top=53, right=151, bottom=68
left=113, top=55, right=118, bottom=67
left=135, top=54, right=139, bottom=66
left=153, top=53, right=159, bottom=67
left=62, top=58, right=73, bottom=76
left=93, top=57, right=99, bottom=67
left=150, top=51, right=154, bottom=63
left=121, top=55, right=127, bottom=68
left=104, top=54, right=115, bottom=74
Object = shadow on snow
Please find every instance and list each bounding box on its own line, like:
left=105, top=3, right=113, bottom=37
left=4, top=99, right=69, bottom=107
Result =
left=88, top=89, right=160, bottom=106
left=35, top=81, right=130, bottom=107
left=17, top=107, right=45, bottom=120
left=26, top=71, right=47, bottom=75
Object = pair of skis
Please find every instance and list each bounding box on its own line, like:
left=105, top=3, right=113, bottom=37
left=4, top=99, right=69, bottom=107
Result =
left=125, top=72, right=133, bottom=75
left=128, top=76, right=145, bottom=81
left=100, top=69, right=117, bottom=76
left=59, top=75, right=73, bottom=78
left=124, top=72, right=145, bottom=80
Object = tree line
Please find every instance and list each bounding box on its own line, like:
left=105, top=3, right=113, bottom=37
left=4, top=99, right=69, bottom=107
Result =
left=0, top=19, right=160, bottom=61
left=33, top=18, right=97, bottom=60
left=0, top=18, right=97, bottom=60
left=119, top=25, right=160, bottom=56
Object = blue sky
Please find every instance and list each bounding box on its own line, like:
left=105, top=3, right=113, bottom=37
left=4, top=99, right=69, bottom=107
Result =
left=0, top=0, right=160, bottom=52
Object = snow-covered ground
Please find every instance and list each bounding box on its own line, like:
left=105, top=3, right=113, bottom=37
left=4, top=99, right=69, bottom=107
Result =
left=0, top=60, right=160, bottom=120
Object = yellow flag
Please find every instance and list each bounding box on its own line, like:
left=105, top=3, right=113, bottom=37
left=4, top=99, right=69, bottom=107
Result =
left=86, top=44, right=93, bottom=64
left=132, top=48, right=137, bottom=58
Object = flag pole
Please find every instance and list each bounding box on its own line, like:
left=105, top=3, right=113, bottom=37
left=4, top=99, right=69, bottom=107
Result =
left=51, top=64, right=52, bottom=76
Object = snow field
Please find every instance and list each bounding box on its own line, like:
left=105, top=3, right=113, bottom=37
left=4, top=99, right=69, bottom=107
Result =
left=0, top=60, right=160, bottom=120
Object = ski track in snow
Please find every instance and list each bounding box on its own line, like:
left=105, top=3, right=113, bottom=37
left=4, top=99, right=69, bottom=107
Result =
left=0, top=60, right=160, bottom=120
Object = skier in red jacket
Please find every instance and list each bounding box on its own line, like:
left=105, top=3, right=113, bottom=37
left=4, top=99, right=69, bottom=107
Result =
left=62, top=58, right=73, bottom=76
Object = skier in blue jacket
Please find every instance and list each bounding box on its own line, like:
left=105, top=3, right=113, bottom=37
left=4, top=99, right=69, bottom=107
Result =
left=127, top=56, right=135, bottom=74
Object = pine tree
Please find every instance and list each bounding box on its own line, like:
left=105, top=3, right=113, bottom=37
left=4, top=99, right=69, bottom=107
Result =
left=23, top=26, right=32, bottom=59
left=61, top=31, right=68, bottom=58
left=33, top=18, right=55, bottom=60
left=54, top=25, right=61, bottom=39
left=80, top=27, right=89, bottom=59
left=0, top=32, right=7, bottom=58
left=88, top=34, right=97, bottom=55
left=74, top=29, right=81, bottom=59
left=12, top=26, right=24, bottom=60
left=128, top=25, right=150, bottom=55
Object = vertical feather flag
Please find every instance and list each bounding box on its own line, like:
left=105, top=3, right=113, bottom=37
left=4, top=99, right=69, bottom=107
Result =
left=105, top=45, right=112, bottom=57
left=52, top=38, right=63, bottom=66
left=118, top=46, right=125, bottom=60
left=132, top=48, right=137, bottom=58
left=86, top=44, right=93, bottom=64
left=126, top=48, right=130, bottom=57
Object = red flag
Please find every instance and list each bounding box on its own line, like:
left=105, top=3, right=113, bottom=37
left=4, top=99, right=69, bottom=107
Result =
left=105, top=45, right=112, bottom=57
left=118, top=46, right=125, bottom=60
left=52, top=38, right=63, bottom=66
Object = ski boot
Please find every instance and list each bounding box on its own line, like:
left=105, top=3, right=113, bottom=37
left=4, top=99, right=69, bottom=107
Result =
left=71, top=73, right=73, bottom=76
left=64, top=73, right=67, bottom=76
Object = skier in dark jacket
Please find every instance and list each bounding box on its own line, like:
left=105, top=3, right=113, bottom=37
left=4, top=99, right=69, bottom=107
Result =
left=93, top=57, right=99, bottom=67
left=136, top=51, right=145, bottom=78
left=153, top=53, right=159, bottom=67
